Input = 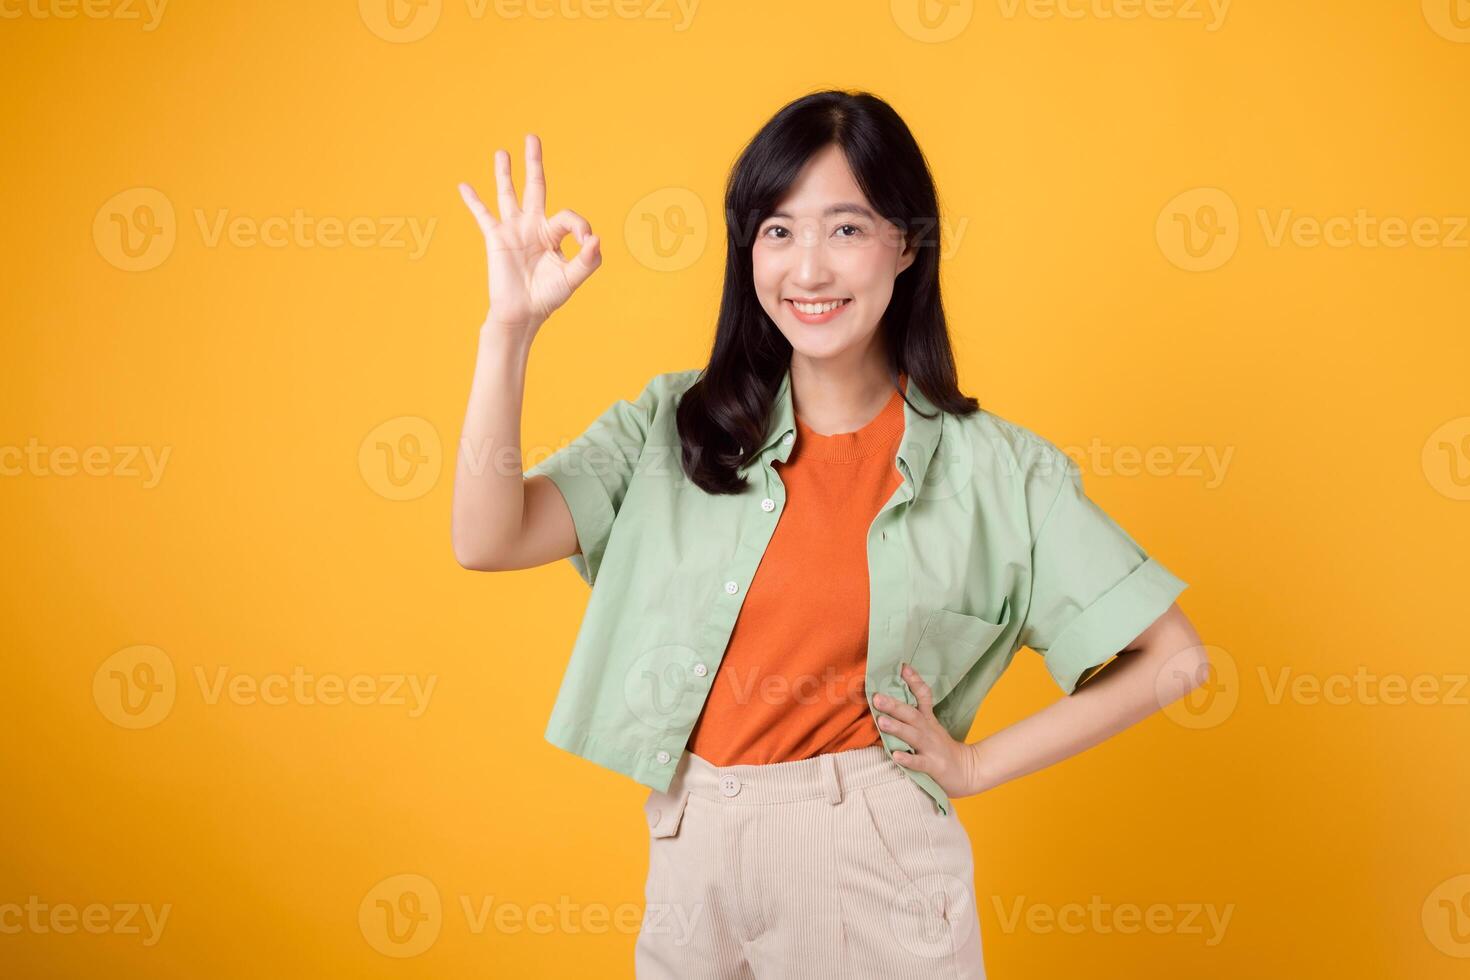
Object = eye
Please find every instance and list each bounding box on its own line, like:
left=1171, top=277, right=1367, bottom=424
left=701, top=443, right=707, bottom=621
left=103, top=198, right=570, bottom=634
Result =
left=761, top=225, right=790, bottom=240
left=834, top=224, right=863, bottom=238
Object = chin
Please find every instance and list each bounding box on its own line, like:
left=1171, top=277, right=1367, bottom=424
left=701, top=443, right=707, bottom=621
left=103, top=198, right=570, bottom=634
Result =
left=785, top=330, right=861, bottom=361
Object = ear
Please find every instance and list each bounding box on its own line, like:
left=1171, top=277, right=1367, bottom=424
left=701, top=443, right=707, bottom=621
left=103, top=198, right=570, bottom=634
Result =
left=896, top=238, right=917, bottom=275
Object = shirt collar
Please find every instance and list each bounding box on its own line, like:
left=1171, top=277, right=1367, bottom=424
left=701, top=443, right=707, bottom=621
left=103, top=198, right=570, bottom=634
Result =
left=750, top=363, right=945, bottom=499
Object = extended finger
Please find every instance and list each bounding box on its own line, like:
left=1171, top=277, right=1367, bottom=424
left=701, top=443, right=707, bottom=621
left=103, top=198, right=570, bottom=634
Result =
left=523, top=133, right=546, bottom=215
left=875, top=712, right=922, bottom=745
left=872, top=691, right=921, bottom=724
left=900, top=663, right=935, bottom=713
left=458, top=182, right=497, bottom=234
left=890, top=749, right=935, bottom=775
left=494, top=148, right=520, bottom=219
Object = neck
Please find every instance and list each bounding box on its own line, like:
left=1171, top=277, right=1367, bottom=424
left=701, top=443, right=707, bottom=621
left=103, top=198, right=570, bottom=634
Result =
left=790, top=353, right=906, bottom=437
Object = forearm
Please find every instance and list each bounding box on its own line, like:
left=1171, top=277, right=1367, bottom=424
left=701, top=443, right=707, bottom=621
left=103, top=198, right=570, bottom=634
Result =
left=450, top=323, right=534, bottom=568
left=449, top=135, right=601, bottom=569
left=963, top=604, right=1206, bottom=795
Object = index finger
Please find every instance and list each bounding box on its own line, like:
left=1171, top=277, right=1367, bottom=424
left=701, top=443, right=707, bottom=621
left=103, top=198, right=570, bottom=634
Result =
left=523, top=133, right=546, bottom=215
left=900, top=662, right=935, bottom=713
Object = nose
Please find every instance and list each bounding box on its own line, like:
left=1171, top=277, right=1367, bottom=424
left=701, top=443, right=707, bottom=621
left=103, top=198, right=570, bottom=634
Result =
left=792, top=221, right=833, bottom=288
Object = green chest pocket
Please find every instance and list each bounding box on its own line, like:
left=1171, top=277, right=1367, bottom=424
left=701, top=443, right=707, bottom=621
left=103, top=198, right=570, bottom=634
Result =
left=903, top=597, right=1012, bottom=707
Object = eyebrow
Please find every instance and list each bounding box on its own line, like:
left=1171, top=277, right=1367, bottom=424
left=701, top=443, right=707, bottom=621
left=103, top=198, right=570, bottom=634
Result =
left=766, top=203, right=878, bottom=221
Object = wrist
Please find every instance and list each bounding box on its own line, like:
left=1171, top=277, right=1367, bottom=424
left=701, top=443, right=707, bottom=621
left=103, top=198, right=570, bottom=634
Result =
left=961, top=738, right=997, bottom=797
left=478, top=320, right=536, bottom=359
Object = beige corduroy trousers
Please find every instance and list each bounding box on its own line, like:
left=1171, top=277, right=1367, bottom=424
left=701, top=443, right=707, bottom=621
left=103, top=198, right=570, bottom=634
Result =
left=634, top=743, right=986, bottom=979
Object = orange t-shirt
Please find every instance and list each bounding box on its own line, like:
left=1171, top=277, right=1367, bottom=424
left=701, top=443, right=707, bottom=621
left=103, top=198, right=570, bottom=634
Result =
left=685, top=373, right=909, bottom=766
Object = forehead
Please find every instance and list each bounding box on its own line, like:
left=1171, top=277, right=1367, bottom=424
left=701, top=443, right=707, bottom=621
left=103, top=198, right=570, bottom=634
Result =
left=771, top=143, right=872, bottom=214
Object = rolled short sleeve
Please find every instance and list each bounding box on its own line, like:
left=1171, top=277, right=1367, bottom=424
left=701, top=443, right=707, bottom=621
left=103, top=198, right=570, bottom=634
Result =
left=523, top=375, right=661, bottom=587
left=1018, top=447, right=1188, bottom=694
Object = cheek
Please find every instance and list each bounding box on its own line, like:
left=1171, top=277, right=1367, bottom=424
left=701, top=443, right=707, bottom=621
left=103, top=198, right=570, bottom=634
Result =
left=751, top=249, right=783, bottom=301
left=838, top=245, right=900, bottom=304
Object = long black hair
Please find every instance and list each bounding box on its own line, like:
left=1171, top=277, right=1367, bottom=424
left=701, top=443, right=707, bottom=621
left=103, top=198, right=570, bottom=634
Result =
left=676, top=88, right=979, bottom=495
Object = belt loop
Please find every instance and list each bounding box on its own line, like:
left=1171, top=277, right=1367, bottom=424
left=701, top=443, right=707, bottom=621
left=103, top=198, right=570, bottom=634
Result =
left=819, top=753, right=842, bottom=805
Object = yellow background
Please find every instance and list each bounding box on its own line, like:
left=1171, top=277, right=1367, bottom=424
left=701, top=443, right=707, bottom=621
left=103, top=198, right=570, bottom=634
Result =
left=4, top=0, right=1468, bottom=976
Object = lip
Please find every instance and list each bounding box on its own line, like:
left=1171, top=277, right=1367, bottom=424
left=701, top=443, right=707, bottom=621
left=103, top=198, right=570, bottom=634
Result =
left=785, top=297, right=852, bottom=325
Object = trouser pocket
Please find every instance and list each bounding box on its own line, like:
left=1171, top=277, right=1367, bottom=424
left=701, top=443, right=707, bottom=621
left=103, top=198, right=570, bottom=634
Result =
left=846, top=775, right=983, bottom=966
left=643, top=785, right=690, bottom=839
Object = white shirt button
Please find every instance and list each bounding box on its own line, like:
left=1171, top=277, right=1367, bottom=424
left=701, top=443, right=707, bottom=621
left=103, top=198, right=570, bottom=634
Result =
left=782, top=432, right=795, bottom=445
left=761, top=497, right=775, bottom=512
left=724, top=580, right=739, bottom=595
left=693, top=662, right=708, bottom=677
left=656, top=750, right=671, bottom=765
left=719, top=774, right=741, bottom=797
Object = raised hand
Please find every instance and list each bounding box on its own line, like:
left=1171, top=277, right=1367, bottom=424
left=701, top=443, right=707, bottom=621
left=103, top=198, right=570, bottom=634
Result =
left=459, top=133, right=602, bottom=337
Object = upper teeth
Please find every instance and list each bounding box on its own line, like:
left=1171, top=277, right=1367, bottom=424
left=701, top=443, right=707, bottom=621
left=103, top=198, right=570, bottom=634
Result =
left=792, top=300, right=846, bottom=314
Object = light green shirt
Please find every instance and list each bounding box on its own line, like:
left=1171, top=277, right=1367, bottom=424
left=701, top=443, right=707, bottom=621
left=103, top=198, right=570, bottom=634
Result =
left=524, top=365, right=1188, bottom=816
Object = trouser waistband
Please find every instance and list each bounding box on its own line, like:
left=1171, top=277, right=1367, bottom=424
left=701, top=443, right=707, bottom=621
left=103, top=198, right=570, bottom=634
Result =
left=671, top=744, right=905, bottom=806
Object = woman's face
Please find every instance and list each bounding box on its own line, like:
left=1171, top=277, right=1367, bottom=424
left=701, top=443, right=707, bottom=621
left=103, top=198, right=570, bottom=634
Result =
left=751, top=143, right=916, bottom=363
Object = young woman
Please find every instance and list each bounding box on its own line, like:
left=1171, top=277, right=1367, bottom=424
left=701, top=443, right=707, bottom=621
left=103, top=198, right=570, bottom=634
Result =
left=452, top=90, right=1207, bottom=979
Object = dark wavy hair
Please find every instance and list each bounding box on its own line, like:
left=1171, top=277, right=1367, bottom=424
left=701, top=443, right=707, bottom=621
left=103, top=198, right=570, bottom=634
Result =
left=676, top=88, right=979, bottom=494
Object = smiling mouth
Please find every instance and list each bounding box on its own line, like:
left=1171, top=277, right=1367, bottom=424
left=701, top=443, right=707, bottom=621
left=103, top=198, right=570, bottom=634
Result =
left=786, top=298, right=852, bottom=317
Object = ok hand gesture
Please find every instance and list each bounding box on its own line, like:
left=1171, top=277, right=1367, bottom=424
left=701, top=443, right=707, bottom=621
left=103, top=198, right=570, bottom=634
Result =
left=459, top=134, right=602, bottom=337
